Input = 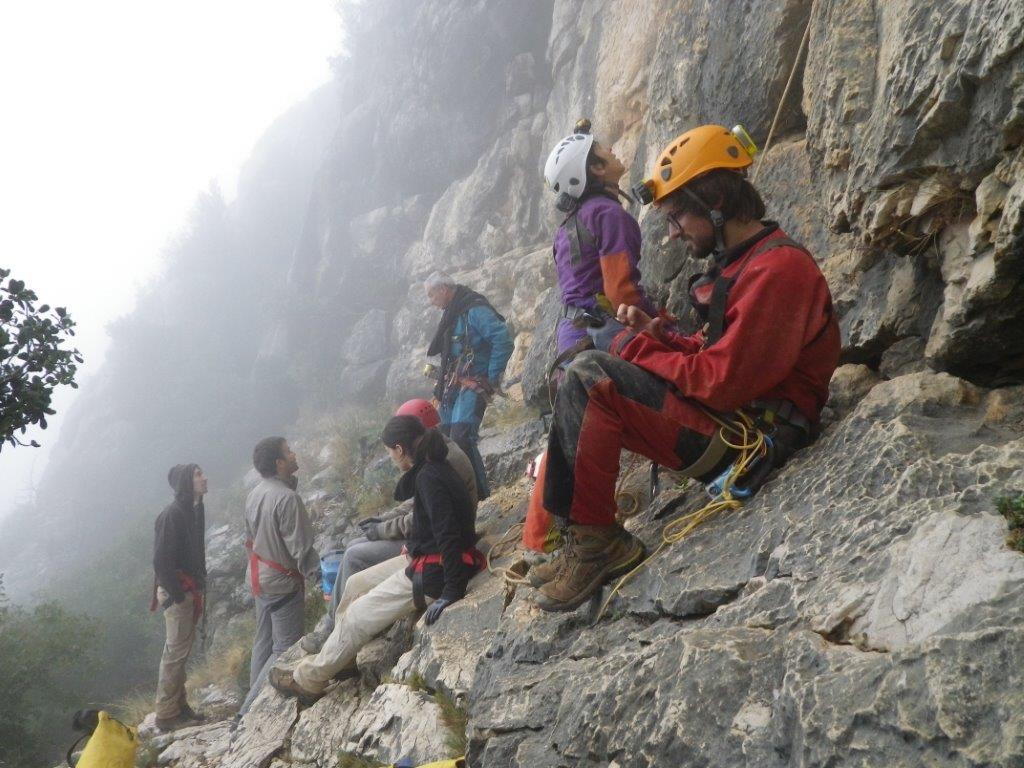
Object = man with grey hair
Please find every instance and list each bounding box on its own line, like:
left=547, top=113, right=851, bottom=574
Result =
left=425, top=274, right=513, bottom=499
left=424, top=270, right=455, bottom=293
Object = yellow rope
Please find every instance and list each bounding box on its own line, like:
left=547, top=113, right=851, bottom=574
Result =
left=593, top=412, right=766, bottom=623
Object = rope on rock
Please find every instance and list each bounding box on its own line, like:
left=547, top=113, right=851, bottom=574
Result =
left=752, top=14, right=813, bottom=184
left=593, top=410, right=768, bottom=623
left=486, top=521, right=532, bottom=587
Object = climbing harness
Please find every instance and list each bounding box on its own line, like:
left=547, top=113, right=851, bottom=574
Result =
left=690, top=233, right=811, bottom=347
left=245, top=539, right=303, bottom=598
left=563, top=208, right=597, bottom=268
left=149, top=570, right=205, bottom=623
left=410, top=548, right=486, bottom=611
left=592, top=409, right=771, bottom=623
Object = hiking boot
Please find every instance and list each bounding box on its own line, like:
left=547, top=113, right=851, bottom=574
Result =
left=179, top=702, right=206, bottom=722
left=535, top=524, right=645, bottom=613
left=333, top=664, right=359, bottom=682
left=268, top=667, right=322, bottom=706
left=154, top=712, right=190, bottom=732
left=526, top=553, right=561, bottom=588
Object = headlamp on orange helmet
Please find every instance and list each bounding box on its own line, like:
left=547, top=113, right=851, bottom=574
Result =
left=631, top=124, right=758, bottom=206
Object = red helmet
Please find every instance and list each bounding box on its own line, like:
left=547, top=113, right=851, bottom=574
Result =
left=396, top=398, right=440, bottom=429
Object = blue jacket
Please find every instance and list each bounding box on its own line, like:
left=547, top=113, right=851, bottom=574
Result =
left=448, top=304, right=514, bottom=386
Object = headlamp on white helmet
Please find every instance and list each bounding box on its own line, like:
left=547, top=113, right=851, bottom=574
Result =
left=544, top=118, right=595, bottom=213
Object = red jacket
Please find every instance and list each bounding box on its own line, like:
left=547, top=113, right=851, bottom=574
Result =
left=616, top=227, right=840, bottom=424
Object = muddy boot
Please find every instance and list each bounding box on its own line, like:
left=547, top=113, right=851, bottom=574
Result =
left=535, top=524, right=645, bottom=613
left=268, top=667, right=322, bottom=706
left=179, top=702, right=206, bottom=722
left=526, top=552, right=562, bottom=588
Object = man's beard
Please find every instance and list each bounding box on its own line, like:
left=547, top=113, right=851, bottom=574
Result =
left=685, top=230, right=716, bottom=260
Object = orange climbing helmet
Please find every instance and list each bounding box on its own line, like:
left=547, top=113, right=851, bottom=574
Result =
left=396, top=398, right=440, bottom=429
left=632, top=124, right=757, bottom=205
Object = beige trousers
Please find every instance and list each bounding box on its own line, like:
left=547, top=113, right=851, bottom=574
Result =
left=154, top=587, right=196, bottom=719
left=293, top=555, right=416, bottom=693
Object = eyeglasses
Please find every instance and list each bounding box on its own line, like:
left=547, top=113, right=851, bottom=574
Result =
left=663, top=208, right=685, bottom=235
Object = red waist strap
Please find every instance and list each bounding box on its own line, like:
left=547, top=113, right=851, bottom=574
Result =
left=410, top=547, right=485, bottom=573
left=149, top=570, right=204, bottom=622
left=245, top=539, right=303, bottom=597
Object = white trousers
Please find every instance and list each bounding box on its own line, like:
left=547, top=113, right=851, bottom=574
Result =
left=293, top=554, right=416, bottom=693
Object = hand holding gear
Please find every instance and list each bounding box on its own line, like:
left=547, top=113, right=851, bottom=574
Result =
left=586, top=317, right=634, bottom=354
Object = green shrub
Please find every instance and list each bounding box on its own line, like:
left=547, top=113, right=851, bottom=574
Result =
left=434, top=688, right=469, bottom=757
left=997, top=494, right=1024, bottom=552
left=0, top=590, right=97, bottom=767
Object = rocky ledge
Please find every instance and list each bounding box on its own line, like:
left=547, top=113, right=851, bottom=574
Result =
left=151, top=368, right=1024, bottom=767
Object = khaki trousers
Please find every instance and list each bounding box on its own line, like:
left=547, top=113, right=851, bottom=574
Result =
left=154, top=587, right=196, bottom=719
left=293, top=555, right=416, bottom=693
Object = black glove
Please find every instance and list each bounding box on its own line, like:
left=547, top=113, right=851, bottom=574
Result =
left=363, top=523, right=382, bottom=541
left=424, top=598, right=451, bottom=626
left=358, top=516, right=383, bottom=530
left=586, top=317, right=634, bottom=354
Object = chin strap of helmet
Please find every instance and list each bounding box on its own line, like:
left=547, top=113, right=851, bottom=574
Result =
left=680, top=186, right=727, bottom=257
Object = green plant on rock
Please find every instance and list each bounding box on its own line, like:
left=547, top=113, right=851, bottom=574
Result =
left=305, top=586, right=327, bottom=632
left=997, top=493, right=1024, bottom=552
left=390, top=670, right=469, bottom=757
left=403, top=669, right=428, bottom=692
left=434, top=687, right=469, bottom=757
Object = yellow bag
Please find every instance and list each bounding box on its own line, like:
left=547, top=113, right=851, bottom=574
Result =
left=71, top=711, right=138, bottom=768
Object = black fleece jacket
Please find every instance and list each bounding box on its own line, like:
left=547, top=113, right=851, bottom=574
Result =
left=395, top=455, right=477, bottom=603
left=153, top=463, right=207, bottom=603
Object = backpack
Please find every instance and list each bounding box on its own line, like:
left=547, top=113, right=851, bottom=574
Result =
left=66, top=709, right=138, bottom=768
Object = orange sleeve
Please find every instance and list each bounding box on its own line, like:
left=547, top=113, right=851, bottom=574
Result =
left=599, top=250, right=643, bottom=308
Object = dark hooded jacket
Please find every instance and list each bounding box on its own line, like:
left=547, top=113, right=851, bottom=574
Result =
left=394, top=444, right=477, bottom=603
left=153, top=463, right=207, bottom=603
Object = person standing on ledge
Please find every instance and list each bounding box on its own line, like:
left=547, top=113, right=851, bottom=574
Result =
left=239, top=436, right=320, bottom=714
left=425, top=271, right=513, bottom=500
left=151, top=463, right=208, bottom=732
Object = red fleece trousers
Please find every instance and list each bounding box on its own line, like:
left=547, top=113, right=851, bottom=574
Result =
left=541, top=350, right=722, bottom=527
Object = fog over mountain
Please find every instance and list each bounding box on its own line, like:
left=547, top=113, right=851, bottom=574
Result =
left=2, top=1, right=1023, bottom=766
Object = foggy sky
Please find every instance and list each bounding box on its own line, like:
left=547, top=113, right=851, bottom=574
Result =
left=0, top=1, right=343, bottom=518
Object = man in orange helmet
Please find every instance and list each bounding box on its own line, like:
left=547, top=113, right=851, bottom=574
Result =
left=532, top=125, right=840, bottom=612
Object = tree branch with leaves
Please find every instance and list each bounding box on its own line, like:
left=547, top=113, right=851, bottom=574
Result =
left=0, top=268, right=82, bottom=451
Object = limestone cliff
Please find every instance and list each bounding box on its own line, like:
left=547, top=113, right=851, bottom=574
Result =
left=35, top=0, right=1024, bottom=765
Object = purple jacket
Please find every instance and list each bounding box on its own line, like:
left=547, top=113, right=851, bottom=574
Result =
left=552, top=194, right=656, bottom=352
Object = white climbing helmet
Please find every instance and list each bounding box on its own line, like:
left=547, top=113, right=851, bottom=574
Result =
left=543, top=119, right=594, bottom=211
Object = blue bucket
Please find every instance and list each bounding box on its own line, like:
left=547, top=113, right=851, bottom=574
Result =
left=320, top=549, right=345, bottom=599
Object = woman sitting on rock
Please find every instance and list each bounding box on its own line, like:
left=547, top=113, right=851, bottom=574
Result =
left=269, top=415, right=482, bottom=703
